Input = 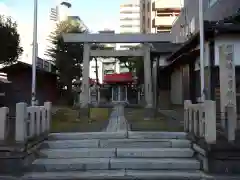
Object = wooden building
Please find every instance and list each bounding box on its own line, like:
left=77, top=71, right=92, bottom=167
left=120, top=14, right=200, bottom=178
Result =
left=0, top=61, right=58, bottom=114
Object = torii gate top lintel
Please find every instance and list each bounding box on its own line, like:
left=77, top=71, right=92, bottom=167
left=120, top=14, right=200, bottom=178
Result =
left=62, top=33, right=173, bottom=43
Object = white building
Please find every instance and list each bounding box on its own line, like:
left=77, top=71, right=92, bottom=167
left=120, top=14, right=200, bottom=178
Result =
left=88, top=29, right=124, bottom=84
left=118, top=0, right=141, bottom=50
left=89, top=59, right=104, bottom=84
left=140, top=0, right=183, bottom=33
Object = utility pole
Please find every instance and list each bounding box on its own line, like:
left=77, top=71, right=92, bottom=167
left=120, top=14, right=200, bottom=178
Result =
left=31, top=0, right=38, bottom=105
left=199, top=0, right=205, bottom=102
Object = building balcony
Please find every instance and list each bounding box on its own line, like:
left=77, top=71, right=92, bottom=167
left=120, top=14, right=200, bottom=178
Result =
left=152, top=0, right=182, bottom=11
left=153, top=16, right=177, bottom=27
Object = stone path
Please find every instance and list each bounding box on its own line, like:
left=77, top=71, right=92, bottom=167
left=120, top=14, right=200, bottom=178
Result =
left=104, top=103, right=129, bottom=132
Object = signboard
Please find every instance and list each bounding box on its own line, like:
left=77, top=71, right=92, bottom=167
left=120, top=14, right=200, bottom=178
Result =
left=224, top=45, right=235, bottom=106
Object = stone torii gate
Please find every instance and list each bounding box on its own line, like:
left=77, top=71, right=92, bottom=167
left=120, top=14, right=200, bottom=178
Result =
left=63, top=33, right=172, bottom=108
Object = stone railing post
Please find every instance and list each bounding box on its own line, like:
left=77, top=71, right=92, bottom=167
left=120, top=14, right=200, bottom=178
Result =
left=44, top=102, right=52, bottom=132
left=225, top=104, right=237, bottom=141
left=0, top=107, right=9, bottom=141
left=28, top=106, right=36, bottom=138
left=15, top=102, right=27, bottom=142
left=204, top=100, right=216, bottom=144
left=184, top=100, right=192, bottom=132
left=35, top=106, right=41, bottom=136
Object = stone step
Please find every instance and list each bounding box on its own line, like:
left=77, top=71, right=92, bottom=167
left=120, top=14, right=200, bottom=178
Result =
left=31, top=158, right=200, bottom=171
left=41, top=139, right=191, bottom=149
left=22, top=170, right=210, bottom=180
left=128, top=131, right=187, bottom=139
left=48, top=132, right=127, bottom=140
left=39, top=148, right=116, bottom=158
left=116, top=148, right=194, bottom=158
left=99, top=139, right=191, bottom=148
left=48, top=131, right=187, bottom=141
left=40, top=140, right=100, bottom=149
left=39, top=148, right=194, bottom=158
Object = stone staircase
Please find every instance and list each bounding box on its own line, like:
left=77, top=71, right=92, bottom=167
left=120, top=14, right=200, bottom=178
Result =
left=22, top=131, right=211, bottom=180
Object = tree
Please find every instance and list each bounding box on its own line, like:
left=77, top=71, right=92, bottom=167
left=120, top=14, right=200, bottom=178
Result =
left=117, top=45, right=144, bottom=83
left=45, top=19, right=85, bottom=105
left=91, top=44, right=106, bottom=85
left=118, top=45, right=143, bottom=72
left=118, top=56, right=137, bottom=72
left=0, top=15, right=23, bottom=64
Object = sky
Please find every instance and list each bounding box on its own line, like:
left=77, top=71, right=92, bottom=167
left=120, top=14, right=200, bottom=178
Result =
left=0, top=0, right=123, bottom=62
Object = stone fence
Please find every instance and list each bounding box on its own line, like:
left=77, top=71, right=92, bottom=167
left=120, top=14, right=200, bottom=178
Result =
left=184, top=100, right=216, bottom=144
left=0, top=102, right=51, bottom=143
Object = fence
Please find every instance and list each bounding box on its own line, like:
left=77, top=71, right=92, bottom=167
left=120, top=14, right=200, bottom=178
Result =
left=0, top=102, right=51, bottom=143
left=184, top=100, right=216, bottom=144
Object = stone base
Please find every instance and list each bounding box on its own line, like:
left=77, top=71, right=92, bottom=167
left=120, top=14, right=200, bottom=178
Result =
left=0, top=134, right=47, bottom=176
left=0, top=151, right=36, bottom=176
left=79, top=107, right=90, bottom=118
left=189, top=133, right=240, bottom=174
left=144, top=107, right=155, bottom=120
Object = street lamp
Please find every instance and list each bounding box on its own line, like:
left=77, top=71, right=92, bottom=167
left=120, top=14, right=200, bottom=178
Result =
left=31, top=0, right=38, bottom=105
left=199, top=0, right=205, bottom=101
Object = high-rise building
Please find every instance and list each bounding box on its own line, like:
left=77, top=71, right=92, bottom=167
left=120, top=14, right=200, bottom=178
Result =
left=45, top=1, right=88, bottom=58
left=140, top=0, right=183, bottom=33
left=50, top=0, right=72, bottom=22
left=119, top=0, right=141, bottom=50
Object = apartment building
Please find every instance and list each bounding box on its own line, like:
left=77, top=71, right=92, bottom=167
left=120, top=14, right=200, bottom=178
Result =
left=140, top=0, right=183, bottom=33
left=50, top=1, right=72, bottom=22
left=172, top=0, right=240, bottom=43
left=119, top=0, right=141, bottom=50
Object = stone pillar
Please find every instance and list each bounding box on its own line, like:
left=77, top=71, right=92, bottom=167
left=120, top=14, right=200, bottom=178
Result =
left=0, top=107, right=9, bottom=141
left=111, top=87, right=114, bottom=101
left=125, top=86, right=128, bottom=101
left=219, top=44, right=237, bottom=141
left=143, top=43, right=153, bottom=108
left=44, top=102, right=52, bottom=132
left=81, top=43, right=90, bottom=108
left=138, top=90, right=141, bottom=104
left=118, top=86, right=121, bottom=101
left=15, top=102, right=27, bottom=142
left=98, top=88, right=100, bottom=103
left=152, top=57, right=158, bottom=108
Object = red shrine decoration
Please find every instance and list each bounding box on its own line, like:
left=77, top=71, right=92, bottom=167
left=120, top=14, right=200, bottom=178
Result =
left=103, top=72, right=133, bottom=84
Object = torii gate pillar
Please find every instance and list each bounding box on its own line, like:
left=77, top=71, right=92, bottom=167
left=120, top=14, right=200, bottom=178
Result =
left=143, top=44, right=153, bottom=108
left=81, top=43, right=90, bottom=108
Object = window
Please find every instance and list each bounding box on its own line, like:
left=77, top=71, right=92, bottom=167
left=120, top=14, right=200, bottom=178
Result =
left=190, top=17, right=195, bottom=33
left=175, top=36, right=179, bottom=43
left=104, top=70, right=114, bottom=75
left=120, top=17, right=140, bottom=21
left=208, top=0, right=218, bottom=7
left=44, top=61, right=50, bottom=71
left=180, top=26, right=185, bottom=36
left=36, top=58, right=43, bottom=69
left=120, top=4, right=139, bottom=8
left=91, top=65, right=99, bottom=69
left=120, top=25, right=140, bottom=28
left=147, top=2, right=150, bottom=11
left=185, top=24, right=189, bottom=36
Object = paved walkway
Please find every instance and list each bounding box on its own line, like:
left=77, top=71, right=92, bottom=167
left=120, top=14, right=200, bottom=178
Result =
left=104, top=103, right=129, bottom=132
